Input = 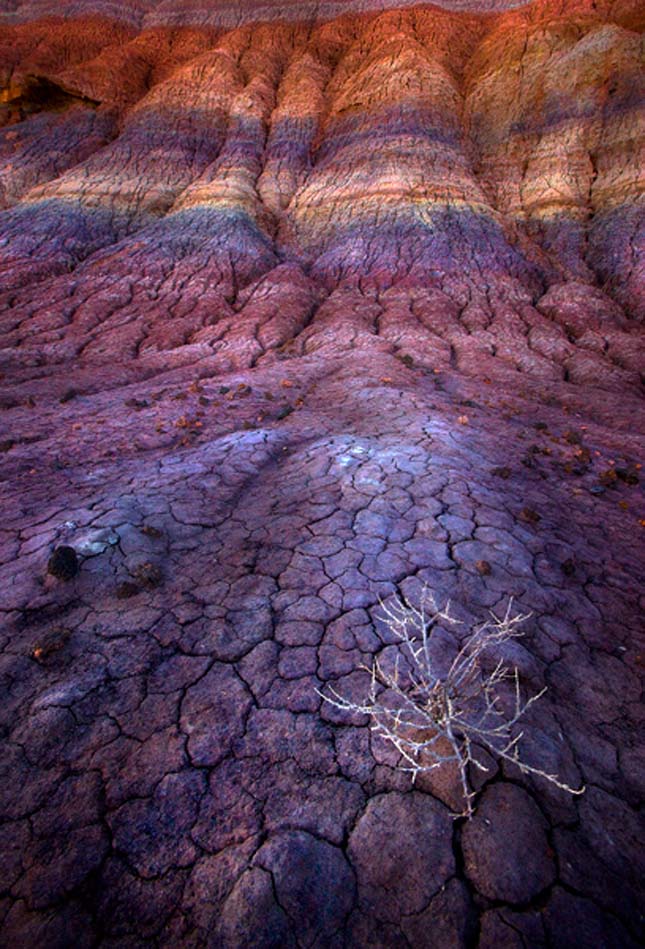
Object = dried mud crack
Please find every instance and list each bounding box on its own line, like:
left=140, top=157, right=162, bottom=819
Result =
left=0, top=0, right=643, bottom=946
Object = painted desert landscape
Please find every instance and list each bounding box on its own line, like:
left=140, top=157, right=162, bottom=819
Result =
left=0, top=0, right=643, bottom=945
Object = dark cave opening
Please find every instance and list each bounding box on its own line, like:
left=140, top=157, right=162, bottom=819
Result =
left=1, top=75, right=100, bottom=125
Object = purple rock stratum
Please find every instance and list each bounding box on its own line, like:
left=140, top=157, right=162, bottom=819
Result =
left=0, top=0, right=643, bottom=945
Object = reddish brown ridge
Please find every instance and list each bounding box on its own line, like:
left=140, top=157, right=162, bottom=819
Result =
left=0, top=0, right=643, bottom=945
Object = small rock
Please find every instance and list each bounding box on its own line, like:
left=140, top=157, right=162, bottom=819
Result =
left=616, top=467, right=639, bottom=486
left=598, top=469, right=618, bottom=487
left=590, top=485, right=606, bottom=496
left=116, top=581, right=141, bottom=599
left=519, top=507, right=541, bottom=525
left=130, top=562, right=162, bottom=589
left=140, top=525, right=162, bottom=539
left=47, top=545, right=79, bottom=580
left=74, top=527, right=119, bottom=557
left=59, top=388, right=77, bottom=403
left=491, top=467, right=511, bottom=479
left=475, top=560, right=492, bottom=576
left=32, top=627, right=71, bottom=662
left=561, top=559, right=576, bottom=576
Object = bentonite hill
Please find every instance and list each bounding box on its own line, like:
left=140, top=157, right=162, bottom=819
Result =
left=0, top=0, right=644, bottom=945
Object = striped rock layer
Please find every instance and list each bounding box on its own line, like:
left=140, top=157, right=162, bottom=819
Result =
left=0, top=1, right=644, bottom=947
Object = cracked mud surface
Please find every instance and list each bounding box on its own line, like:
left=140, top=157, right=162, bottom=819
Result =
left=1, top=0, right=644, bottom=945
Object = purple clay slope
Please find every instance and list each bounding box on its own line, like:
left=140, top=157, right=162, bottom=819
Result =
left=0, top=0, right=644, bottom=945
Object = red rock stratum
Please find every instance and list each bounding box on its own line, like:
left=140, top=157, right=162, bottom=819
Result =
left=0, top=0, right=644, bottom=945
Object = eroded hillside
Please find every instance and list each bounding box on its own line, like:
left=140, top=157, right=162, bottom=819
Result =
left=0, top=0, right=643, bottom=945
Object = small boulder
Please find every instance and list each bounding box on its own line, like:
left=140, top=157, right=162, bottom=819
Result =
left=47, top=546, right=79, bottom=580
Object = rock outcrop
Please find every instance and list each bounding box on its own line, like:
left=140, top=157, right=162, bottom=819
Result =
left=0, top=0, right=643, bottom=945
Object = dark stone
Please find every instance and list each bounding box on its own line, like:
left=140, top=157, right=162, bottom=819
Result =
left=519, top=507, right=541, bottom=524
left=59, top=388, right=77, bottom=403
left=616, top=467, right=639, bottom=485
left=47, top=546, right=79, bottom=580
left=116, top=581, right=141, bottom=599
left=599, top=468, right=618, bottom=486
left=130, top=562, right=162, bottom=589
left=32, top=627, right=71, bottom=661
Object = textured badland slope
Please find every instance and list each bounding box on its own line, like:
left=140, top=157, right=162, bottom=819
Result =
left=0, top=0, right=644, bottom=945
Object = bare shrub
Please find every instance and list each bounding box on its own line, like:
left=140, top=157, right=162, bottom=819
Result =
left=319, top=591, right=585, bottom=817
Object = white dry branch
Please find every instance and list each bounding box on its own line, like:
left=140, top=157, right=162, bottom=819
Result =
left=319, top=591, right=585, bottom=817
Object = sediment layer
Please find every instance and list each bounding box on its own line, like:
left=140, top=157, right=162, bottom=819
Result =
left=0, top=0, right=643, bottom=945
